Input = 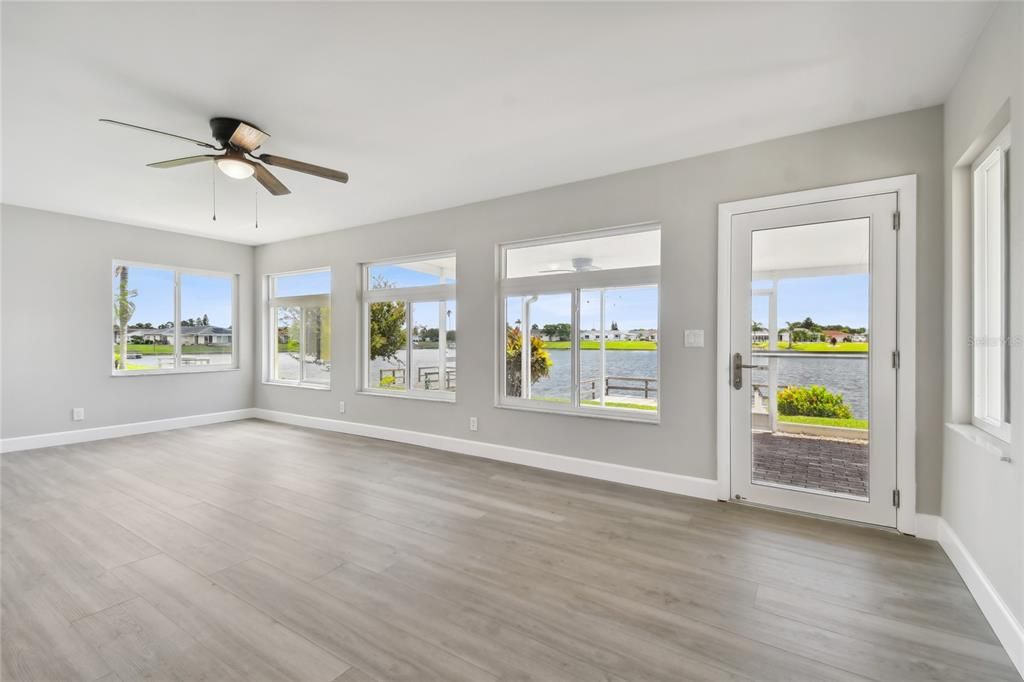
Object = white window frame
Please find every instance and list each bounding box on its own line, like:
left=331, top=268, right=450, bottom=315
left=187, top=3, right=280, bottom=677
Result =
left=496, top=223, right=661, bottom=423
left=111, top=260, right=239, bottom=377
left=971, top=124, right=1012, bottom=441
left=360, top=252, right=457, bottom=401
left=265, top=267, right=332, bottom=390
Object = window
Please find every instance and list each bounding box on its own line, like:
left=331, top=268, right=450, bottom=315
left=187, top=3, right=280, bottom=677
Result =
left=267, top=269, right=331, bottom=388
left=972, top=125, right=1011, bottom=441
left=361, top=254, right=456, bottom=399
left=112, top=262, right=237, bottom=374
left=499, top=226, right=660, bottom=420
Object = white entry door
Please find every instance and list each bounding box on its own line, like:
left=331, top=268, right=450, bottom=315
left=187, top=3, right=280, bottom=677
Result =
left=729, top=193, right=898, bottom=526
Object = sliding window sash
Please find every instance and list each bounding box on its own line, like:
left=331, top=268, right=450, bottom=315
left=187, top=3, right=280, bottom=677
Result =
left=269, top=293, right=330, bottom=386
left=361, top=283, right=456, bottom=396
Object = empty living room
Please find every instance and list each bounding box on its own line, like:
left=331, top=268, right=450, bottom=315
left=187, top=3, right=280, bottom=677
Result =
left=1, top=2, right=1022, bottom=681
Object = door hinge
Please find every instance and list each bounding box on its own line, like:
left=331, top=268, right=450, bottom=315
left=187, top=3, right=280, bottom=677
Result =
left=892, top=489, right=901, bottom=508
left=892, top=350, right=900, bottom=369
left=892, top=211, right=901, bottom=231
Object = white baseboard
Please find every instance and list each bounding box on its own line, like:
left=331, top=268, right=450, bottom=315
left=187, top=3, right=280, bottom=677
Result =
left=937, top=517, right=1024, bottom=677
left=0, top=409, right=255, bottom=453
left=913, top=513, right=940, bottom=541
left=252, top=408, right=720, bottom=500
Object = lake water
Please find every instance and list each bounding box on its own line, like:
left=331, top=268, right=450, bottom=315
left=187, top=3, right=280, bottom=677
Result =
left=370, top=348, right=869, bottom=418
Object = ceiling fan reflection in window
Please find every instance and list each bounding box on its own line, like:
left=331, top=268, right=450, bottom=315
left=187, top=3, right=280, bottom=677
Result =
left=99, top=117, right=349, bottom=196
left=538, top=257, right=601, bottom=274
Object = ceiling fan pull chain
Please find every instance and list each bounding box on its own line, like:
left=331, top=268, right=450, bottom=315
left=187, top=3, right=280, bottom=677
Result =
left=254, top=184, right=259, bottom=230
left=211, top=163, right=217, bottom=221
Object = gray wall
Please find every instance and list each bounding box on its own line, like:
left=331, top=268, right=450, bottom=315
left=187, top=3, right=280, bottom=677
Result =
left=254, top=107, right=945, bottom=513
left=0, top=205, right=254, bottom=437
left=942, top=3, right=1023, bottom=624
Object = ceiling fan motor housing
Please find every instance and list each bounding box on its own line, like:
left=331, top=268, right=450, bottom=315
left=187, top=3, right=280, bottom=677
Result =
left=210, top=117, right=259, bottom=149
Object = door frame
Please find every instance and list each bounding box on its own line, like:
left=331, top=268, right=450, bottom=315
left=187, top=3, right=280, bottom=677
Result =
left=716, top=175, right=918, bottom=535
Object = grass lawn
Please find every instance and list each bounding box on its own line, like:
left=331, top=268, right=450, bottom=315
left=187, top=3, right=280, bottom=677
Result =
left=753, top=341, right=868, bottom=353
left=778, top=414, right=869, bottom=430
left=541, top=340, right=657, bottom=350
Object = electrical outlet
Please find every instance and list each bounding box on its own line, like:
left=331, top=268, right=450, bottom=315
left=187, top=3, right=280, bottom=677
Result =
left=72, top=407, right=85, bottom=422
left=338, top=401, right=346, bottom=414
left=469, top=416, right=478, bottom=432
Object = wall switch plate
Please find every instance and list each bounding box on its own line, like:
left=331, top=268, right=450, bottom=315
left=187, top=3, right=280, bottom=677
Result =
left=684, top=329, right=705, bottom=347
left=338, top=401, right=346, bottom=414
left=72, top=407, right=85, bottom=421
left=469, top=416, right=478, bottom=432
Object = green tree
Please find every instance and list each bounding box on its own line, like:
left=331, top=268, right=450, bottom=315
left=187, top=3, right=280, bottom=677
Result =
left=369, top=276, right=407, bottom=361
left=113, top=265, right=137, bottom=369
left=202, top=314, right=209, bottom=326
left=505, top=326, right=551, bottom=396
left=541, top=322, right=571, bottom=341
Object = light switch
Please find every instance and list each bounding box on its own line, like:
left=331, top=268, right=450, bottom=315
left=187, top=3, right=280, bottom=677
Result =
left=684, top=329, right=705, bottom=347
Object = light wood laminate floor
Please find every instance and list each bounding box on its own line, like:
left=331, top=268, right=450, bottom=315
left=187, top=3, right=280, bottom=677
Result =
left=2, top=419, right=1018, bottom=681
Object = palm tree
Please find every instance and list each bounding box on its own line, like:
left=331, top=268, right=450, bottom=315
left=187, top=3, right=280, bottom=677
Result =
left=113, top=265, right=137, bottom=369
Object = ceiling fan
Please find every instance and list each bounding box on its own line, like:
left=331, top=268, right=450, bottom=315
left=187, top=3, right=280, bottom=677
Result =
left=539, top=257, right=601, bottom=274
left=99, top=117, right=349, bottom=196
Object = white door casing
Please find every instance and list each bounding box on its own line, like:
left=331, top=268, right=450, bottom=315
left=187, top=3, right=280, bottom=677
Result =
left=717, top=175, right=917, bottom=533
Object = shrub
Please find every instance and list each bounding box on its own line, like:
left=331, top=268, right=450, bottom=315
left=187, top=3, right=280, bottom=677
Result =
left=777, top=385, right=853, bottom=419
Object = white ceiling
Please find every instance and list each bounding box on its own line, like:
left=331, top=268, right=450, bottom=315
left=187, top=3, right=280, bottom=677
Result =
left=2, top=2, right=992, bottom=245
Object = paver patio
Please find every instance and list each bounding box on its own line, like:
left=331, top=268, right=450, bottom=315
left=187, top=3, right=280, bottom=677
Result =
left=752, top=431, right=869, bottom=498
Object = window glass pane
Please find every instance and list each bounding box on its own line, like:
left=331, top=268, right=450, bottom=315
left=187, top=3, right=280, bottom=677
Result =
left=369, top=256, right=456, bottom=289
left=445, top=300, right=457, bottom=392
left=505, top=294, right=569, bottom=404
left=412, top=301, right=445, bottom=391
left=272, top=270, right=330, bottom=297
left=973, top=149, right=1008, bottom=427
left=180, top=274, right=234, bottom=368
left=273, top=306, right=301, bottom=382
left=112, top=265, right=175, bottom=372
left=579, top=287, right=659, bottom=412
left=505, top=229, right=659, bottom=279
left=369, top=300, right=408, bottom=390
left=601, top=286, right=659, bottom=411
left=303, top=307, right=331, bottom=386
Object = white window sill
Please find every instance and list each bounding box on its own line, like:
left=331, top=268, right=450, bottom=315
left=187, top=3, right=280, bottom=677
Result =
left=263, top=380, right=331, bottom=391
left=357, top=390, right=455, bottom=403
left=112, top=367, right=240, bottom=377
left=945, top=422, right=1012, bottom=458
left=495, top=401, right=659, bottom=425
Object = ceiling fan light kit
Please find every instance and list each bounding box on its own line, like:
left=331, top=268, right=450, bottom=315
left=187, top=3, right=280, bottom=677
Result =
left=99, top=116, right=349, bottom=198
left=215, top=152, right=255, bottom=179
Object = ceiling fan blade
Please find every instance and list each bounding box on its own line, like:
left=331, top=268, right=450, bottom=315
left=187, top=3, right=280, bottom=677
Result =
left=257, top=154, right=349, bottom=183
left=147, top=155, right=218, bottom=168
left=253, top=163, right=291, bottom=196
left=100, top=119, right=218, bottom=149
left=228, top=122, right=269, bottom=152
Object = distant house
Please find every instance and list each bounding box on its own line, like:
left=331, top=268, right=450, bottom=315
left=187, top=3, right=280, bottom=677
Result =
left=631, top=328, right=658, bottom=341
left=580, top=328, right=639, bottom=341
left=850, top=333, right=868, bottom=343
left=823, top=330, right=851, bottom=344
left=751, top=330, right=791, bottom=344
left=114, top=325, right=231, bottom=345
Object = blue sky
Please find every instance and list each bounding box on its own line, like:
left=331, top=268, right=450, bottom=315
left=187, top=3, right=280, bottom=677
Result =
left=752, top=274, right=869, bottom=330
left=507, top=287, right=659, bottom=330
left=119, top=266, right=865, bottom=333
left=115, top=266, right=233, bottom=328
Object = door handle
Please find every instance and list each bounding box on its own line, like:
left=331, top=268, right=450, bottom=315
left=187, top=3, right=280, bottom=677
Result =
left=732, top=352, right=767, bottom=390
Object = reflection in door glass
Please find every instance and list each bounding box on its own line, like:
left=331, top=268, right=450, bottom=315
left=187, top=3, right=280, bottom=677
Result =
left=749, top=219, right=871, bottom=500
